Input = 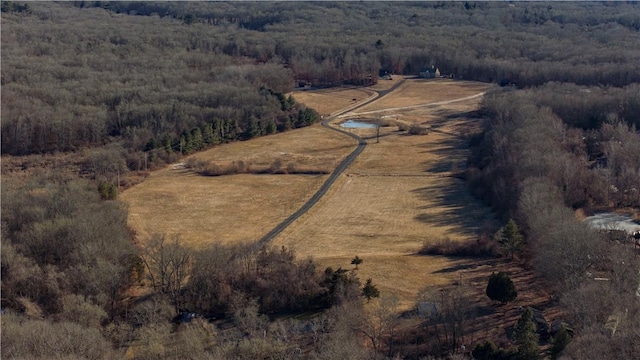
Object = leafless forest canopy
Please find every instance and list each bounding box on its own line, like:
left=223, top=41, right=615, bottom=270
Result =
left=2, top=2, right=640, bottom=359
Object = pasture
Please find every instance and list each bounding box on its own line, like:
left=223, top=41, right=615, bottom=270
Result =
left=122, top=79, right=498, bottom=309
left=274, top=86, right=497, bottom=309
left=120, top=126, right=355, bottom=247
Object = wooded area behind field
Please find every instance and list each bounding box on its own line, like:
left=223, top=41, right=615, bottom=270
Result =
left=2, top=2, right=640, bottom=359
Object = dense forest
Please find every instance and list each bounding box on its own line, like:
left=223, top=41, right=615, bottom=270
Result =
left=463, top=87, right=640, bottom=359
left=2, top=1, right=640, bottom=359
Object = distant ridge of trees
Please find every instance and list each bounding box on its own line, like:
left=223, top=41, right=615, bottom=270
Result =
left=82, top=1, right=640, bottom=88
left=3, top=1, right=639, bottom=165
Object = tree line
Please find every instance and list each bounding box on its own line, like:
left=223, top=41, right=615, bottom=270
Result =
left=2, top=1, right=640, bottom=358
left=466, top=84, right=640, bottom=358
left=2, top=2, right=319, bottom=170
left=1, top=172, right=387, bottom=359
left=4, top=1, right=640, bottom=160
left=82, top=1, right=640, bottom=88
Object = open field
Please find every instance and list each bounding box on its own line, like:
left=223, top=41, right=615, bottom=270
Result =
left=121, top=78, right=566, bottom=347
left=366, top=75, right=406, bottom=91
left=123, top=79, right=498, bottom=309
left=289, top=87, right=375, bottom=116
left=353, top=79, right=490, bottom=113
left=120, top=126, right=356, bottom=248
left=273, top=98, right=497, bottom=310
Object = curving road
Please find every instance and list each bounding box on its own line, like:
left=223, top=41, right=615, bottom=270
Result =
left=258, top=80, right=406, bottom=245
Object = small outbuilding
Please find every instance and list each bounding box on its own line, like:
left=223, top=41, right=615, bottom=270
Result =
left=419, top=65, right=440, bottom=78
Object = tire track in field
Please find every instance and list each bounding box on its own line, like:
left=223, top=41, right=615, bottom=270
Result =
left=337, top=91, right=487, bottom=118
left=258, top=80, right=406, bottom=244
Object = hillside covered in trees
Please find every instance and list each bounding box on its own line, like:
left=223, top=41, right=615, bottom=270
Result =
left=2, top=2, right=640, bottom=359
left=3, top=1, right=639, bottom=161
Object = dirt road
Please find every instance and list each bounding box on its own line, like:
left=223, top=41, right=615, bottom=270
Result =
left=259, top=81, right=489, bottom=245
left=259, top=80, right=406, bottom=244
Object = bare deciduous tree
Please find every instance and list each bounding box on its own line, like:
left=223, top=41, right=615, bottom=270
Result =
left=418, top=283, right=474, bottom=355
left=351, top=295, right=400, bottom=357
left=142, top=234, right=192, bottom=312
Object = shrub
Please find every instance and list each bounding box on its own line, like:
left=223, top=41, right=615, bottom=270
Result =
left=486, top=272, right=517, bottom=304
left=361, top=278, right=380, bottom=302
left=1, top=313, right=113, bottom=359
left=97, top=181, right=117, bottom=200
left=550, top=325, right=572, bottom=359
left=60, top=294, right=108, bottom=328
left=472, top=341, right=517, bottom=360
left=408, top=124, right=430, bottom=135
left=419, top=236, right=499, bottom=258
left=472, top=340, right=498, bottom=360
left=184, top=157, right=208, bottom=172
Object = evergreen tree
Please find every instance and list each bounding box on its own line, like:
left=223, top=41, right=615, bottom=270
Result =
left=362, top=278, right=380, bottom=302
left=550, top=325, right=571, bottom=360
left=499, top=219, right=524, bottom=259
left=266, top=120, right=277, bottom=134
left=472, top=341, right=498, bottom=360
left=285, top=95, right=295, bottom=111
left=191, top=127, right=204, bottom=151
left=179, top=134, right=187, bottom=154
left=322, top=267, right=360, bottom=306
left=514, top=308, right=540, bottom=360
left=202, top=123, right=216, bottom=145
left=282, top=115, right=294, bottom=131
left=486, top=272, right=517, bottom=304
left=183, top=131, right=194, bottom=154
left=163, top=134, right=174, bottom=153
left=244, top=116, right=261, bottom=139
left=351, top=255, right=363, bottom=270
left=225, top=118, right=239, bottom=141
left=214, top=118, right=224, bottom=141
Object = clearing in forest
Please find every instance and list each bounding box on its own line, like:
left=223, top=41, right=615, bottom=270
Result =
left=273, top=81, right=497, bottom=310
left=121, top=79, right=500, bottom=310
left=353, top=78, right=490, bottom=113
left=289, top=87, right=375, bottom=117
left=120, top=126, right=355, bottom=248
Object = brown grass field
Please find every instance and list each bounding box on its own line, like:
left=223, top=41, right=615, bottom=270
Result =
left=273, top=94, right=498, bottom=310
left=122, top=79, right=495, bottom=291
left=289, top=87, right=375, bottom=116
left=122, top=78, right=564, bottom=348
left=122, top=79, right=560, bottom=332
left=353, top=79, right=490, bottom=113
left=120, top=126, right=356, bottom=248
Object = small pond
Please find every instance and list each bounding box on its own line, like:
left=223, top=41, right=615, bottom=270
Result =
left=583, top=212, right=640, bottom=234
left=340, top=119, right=378, bottom=129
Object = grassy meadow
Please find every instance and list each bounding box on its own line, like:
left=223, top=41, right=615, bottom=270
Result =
left=122, top=79, right=497, bottom=309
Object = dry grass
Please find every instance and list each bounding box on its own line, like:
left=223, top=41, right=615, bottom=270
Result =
left=290, top=87, right=375, bottom=116
left=313, top=255, right=471, bottom=310
left=185, top=152, right=337, bottom=176
left=366, top=75, right=407, bottom=91
left=121, top=79, right=562, bottom=352
left=273, top=112, right=497, bottom=310
left=120, top=126, right=356, bottom=248
left=122, top=79, right=498, bottom=309
left=354, top=79, right=491, bottom=113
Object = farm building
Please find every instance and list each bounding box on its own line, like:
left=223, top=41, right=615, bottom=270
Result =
left=419, top=65, right=440, bottom=78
